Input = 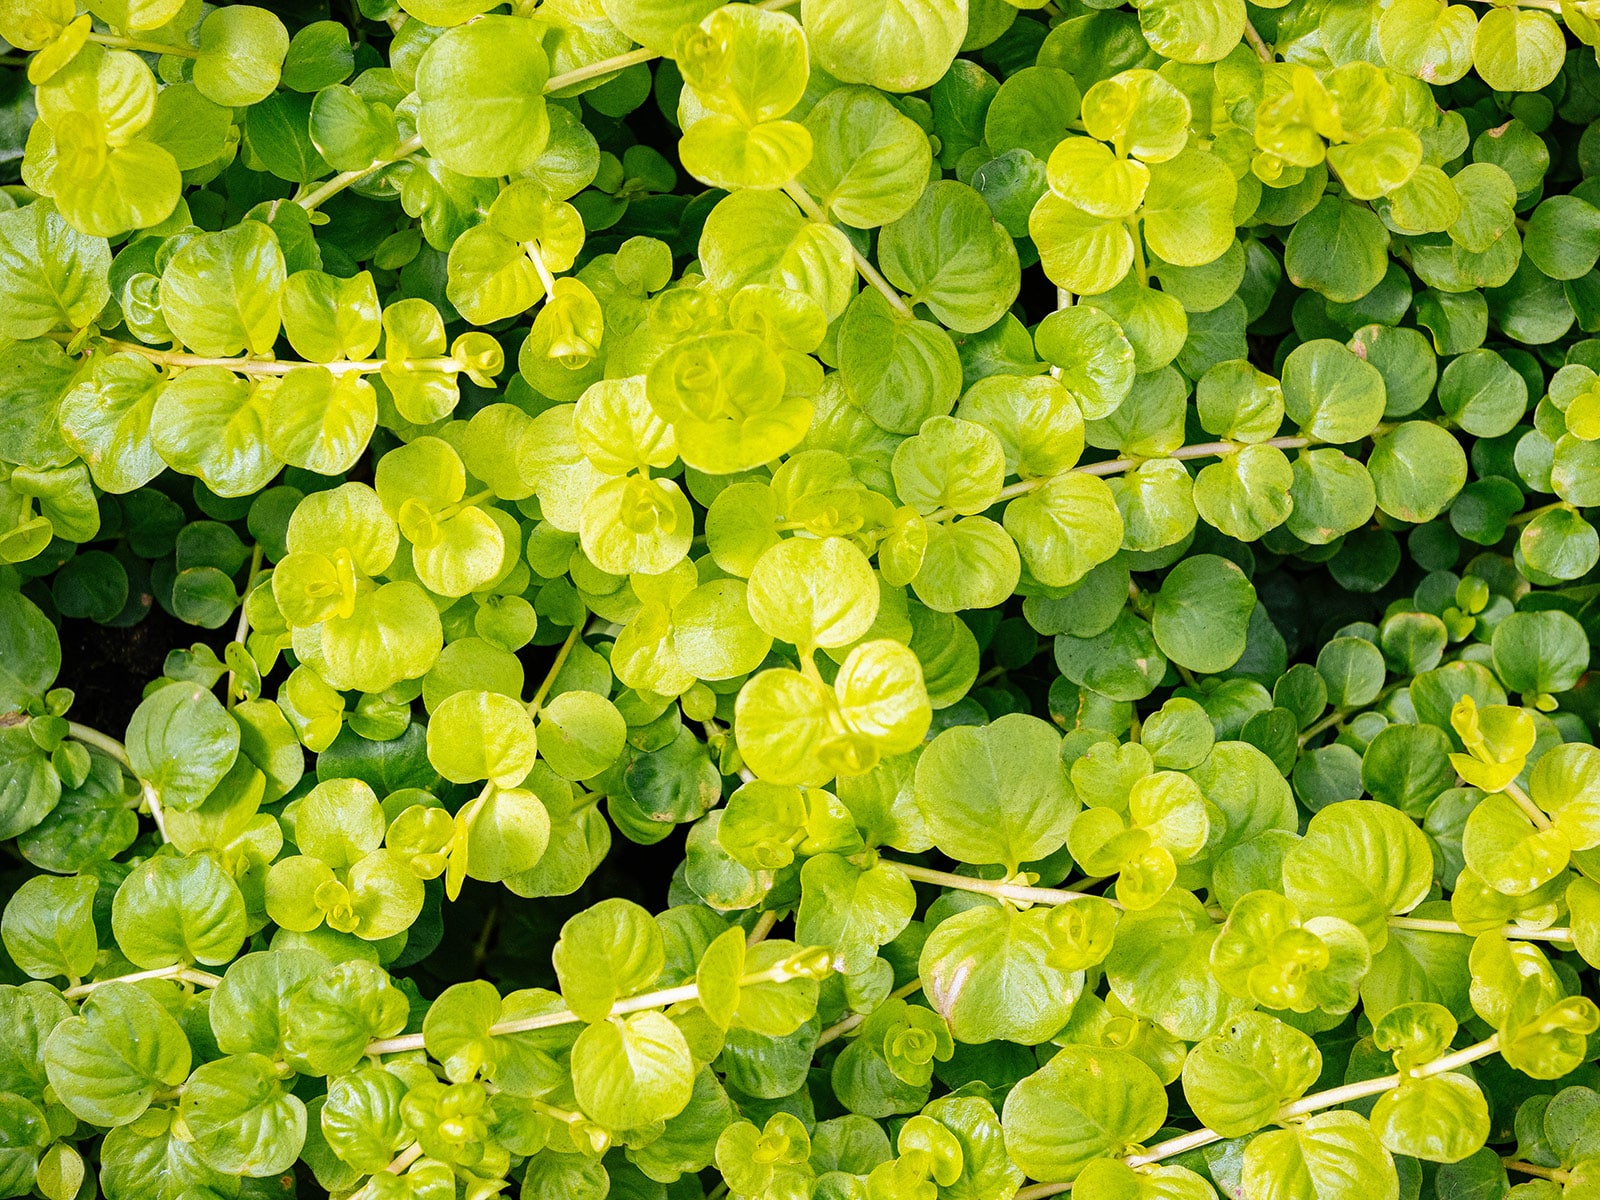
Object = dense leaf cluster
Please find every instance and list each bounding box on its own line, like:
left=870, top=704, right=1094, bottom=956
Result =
left=1, top=1, right=1599, bottom=1200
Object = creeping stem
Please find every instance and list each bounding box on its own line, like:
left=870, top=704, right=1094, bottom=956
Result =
left=1014, top=1035, right=1503, bottom=1198
left=88, top=336, right=469, bottom=377
left=85, top=32, right=200, bottom=58
left=1457, top=0, right=1562, bottom=9
left=62, top=963, right=223, bottom=999
left=293, top=0, right=803, bottom=214
left=349, top=1143, right=424, bottom=1200
left=920, top=435, right=1313, bottom=525
left=1298, top=682, right=1404, bottom=749
left=896, top=862, right=1109, bottom=908
left=1047, top=288, right=1074, bottom=380
left=361, top=952, right=825, bottom=1057
left=1507, top=500, right=1578, bottom=528
left=878, top=854, right=1577, bottom=944
left=1073, top=436, right=1313, bottom=478
left=545, top=47, right=657, bottom=93
left=1296, top=707, right=1349, bottom=746
left=1385, top=915, right=1572, bottom=941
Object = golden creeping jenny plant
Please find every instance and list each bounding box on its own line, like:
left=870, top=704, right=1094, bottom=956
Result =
left=3, top=1, right=1600, bottom=1199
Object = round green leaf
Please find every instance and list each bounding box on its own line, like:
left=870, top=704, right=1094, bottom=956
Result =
left=416, top=16, right=550, bottom=178
left=914, top=713, right=1075, bottom=872
left=747, top=535, right=879, bottom=652
left=1369, top=421, right=1469, bottom=523
left=1242, top=1112, right=1399, bottom=1200
left=179, top=1053, right=307, bottom=1177
left=1491, top=609, right=1589, bottom=697
left=1151, top=554, right=1257, bottom=674
left=1033, top=305, right=1136, bottom=419
left=1285, top=196, right=1390, bottom=304
left=159, top=221, right=285, bottom=359
left=194, top=6, right=288, bottom=108
left=1001, top=1046, right=1167, bottom=1183
left=1282, top=800, right=1435, bottom=949
left=1472, top=8, right=1564, bottom=92
left=1281, top=338, right=1387, bottom=444
left=1, top=874, right=98, bottom=982
left=0, top=589, right=59, bottom=713
left=802, top=0, right=965, bottom=92
left=111, top=852, right=247, bottom=969
left=44, top=982, right=191, bottom=1127
left=1181, top=1012, right=1322, bottom=1138
left=920, top=904, right=1083, bottom=1045
left=799, top=87, right=932, bottom=229
left=0, top=200, right=109, bottom=340
left=571, top=1011, right=696, bottom=1131
left=427, top=690, right=537, bottom=787
left=126, top=682, right=240, bottom=813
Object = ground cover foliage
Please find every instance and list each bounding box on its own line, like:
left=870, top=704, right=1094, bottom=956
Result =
left=2, top=0, right=1600, bottom=1198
